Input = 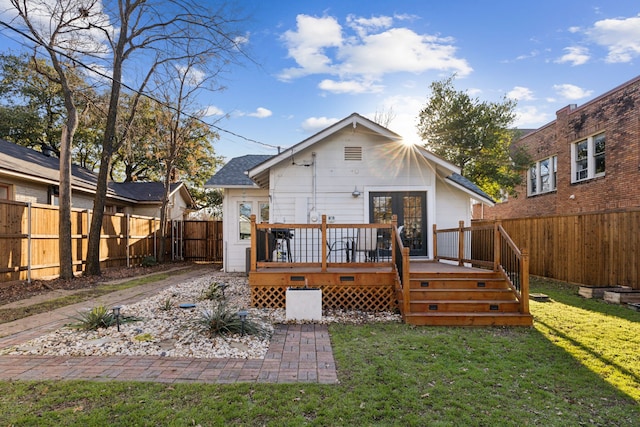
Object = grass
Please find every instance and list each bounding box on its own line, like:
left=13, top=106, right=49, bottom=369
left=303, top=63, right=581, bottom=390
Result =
left=0, top=273, right=169, bottom=325
left=0, top=276, right=638, bottom=426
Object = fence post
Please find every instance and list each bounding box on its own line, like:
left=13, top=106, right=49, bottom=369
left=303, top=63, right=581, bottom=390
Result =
left=27, top=202, right=32, bottom=283
left=520, top=248, right=530, bottom=314
left=493, top=220, right=501, bottom=271
left=126, top=213, right=130, bottom=268
left=458, top=220, right=465, bottom=266
left=321, top=215, right=328, bottom=272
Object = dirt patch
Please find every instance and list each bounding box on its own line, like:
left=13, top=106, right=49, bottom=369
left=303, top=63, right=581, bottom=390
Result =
left=0, top=262, right=212, bottom=307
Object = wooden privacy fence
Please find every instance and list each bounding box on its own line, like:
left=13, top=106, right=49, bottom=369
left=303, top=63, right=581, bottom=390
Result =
left=0, top=200, right=222, bottom=283
left=474, top=209, right=640, bottom=290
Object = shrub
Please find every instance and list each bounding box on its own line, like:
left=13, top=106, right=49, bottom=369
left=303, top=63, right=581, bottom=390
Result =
left=70, top=305, right=115, bottom=330
left=70, top=305, right=141, bottom=331
left=193, top=302, right=266, bottom=338
left=158, top=297, right=174, bottom=311
left=200, top=282, right=223, bottom=301
left=142, top=256, right=157, bottom=267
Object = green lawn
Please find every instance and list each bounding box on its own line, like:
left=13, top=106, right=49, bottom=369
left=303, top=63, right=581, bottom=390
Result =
left=0, top=276, right=638, bottom=426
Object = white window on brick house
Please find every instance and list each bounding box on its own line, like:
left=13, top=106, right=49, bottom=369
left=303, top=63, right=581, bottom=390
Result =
left=528, top=155, right=557, bottom=196
left=571, top=132, right=605, bottom=183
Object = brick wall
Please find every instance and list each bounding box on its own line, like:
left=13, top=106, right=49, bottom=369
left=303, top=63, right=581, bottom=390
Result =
left=480, top=75, right=640, bottom=220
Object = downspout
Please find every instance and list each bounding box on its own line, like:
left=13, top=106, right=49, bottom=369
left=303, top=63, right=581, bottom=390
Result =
left=312, top=152, right=317, bottom=214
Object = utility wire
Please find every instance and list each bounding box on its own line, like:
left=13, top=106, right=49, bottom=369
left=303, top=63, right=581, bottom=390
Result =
left=0, top=19, right=280, bottom=151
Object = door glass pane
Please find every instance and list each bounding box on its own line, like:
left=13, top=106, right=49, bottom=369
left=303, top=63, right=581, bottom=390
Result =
left=402, top=196, right=423, bottom=250
left=372, top=196, right=392, bottom=223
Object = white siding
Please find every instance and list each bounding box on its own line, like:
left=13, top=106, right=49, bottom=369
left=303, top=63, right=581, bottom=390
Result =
left=222, top=187, right=269, bottom=272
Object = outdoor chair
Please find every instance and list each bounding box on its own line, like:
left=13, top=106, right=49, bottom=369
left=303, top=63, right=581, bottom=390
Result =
left=354, top=227, right=379, bottom=262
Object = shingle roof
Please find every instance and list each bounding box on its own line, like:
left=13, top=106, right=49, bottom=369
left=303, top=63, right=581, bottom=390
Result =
left=205, top=154, right=273, bottom=187
left=446, top=173, right=495, bottom=203
left=0, top=138, right=185, bottom=202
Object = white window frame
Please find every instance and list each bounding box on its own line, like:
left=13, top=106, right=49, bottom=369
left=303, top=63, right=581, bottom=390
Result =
left=571, top=132, right=605, bottom=183
left=238, top=201, right=252, bottom=241
left=528, top=155, right=557, bottom=196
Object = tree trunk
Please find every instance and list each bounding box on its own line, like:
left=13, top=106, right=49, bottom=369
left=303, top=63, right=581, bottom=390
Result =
left=58, top=122, right=75, bottom=280
left=156, top=167, right=173, bottom=263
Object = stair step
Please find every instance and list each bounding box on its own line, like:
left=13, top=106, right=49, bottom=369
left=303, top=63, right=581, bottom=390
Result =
left=410, top=300, right=521, bottom=312
left=404, top=312, right=533, bottom=326
left=409, top=289, right=516, bottom=300
left=410, top=278, right=507, bottom=289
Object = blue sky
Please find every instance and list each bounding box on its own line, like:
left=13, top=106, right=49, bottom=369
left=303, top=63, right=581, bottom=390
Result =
left=1, top=1, right=639, bottom=162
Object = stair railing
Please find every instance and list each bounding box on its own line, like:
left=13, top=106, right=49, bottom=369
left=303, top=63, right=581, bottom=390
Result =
left=433, top=221, right=530, bottom=315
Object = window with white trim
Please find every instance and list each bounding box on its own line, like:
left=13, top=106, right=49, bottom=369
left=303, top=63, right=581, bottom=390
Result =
left=528, top=155, right=557, bottom=196
left=571, top=132, right=605, bottom=183
left=239, top=202, right=252, bottom=240
left=0, top=183, right=10, bottom=200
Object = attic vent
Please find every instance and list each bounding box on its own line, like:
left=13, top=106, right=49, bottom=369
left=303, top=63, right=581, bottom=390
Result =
left=344, top=146, right=362, bottom=161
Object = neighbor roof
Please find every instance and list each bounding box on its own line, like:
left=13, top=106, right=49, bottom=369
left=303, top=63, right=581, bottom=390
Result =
left=0, top=138, right=192, bottom=204
left=205, top=154, right=274, bottom=188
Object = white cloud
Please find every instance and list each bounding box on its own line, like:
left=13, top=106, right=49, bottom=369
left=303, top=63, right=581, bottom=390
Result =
left=279, top=15, right=343, bottom=80
left=507, top=86, right=535, bottom=101
left=553, top=83, right=593, bottom=100
left=587, top=14, right=640, bottom=63
left=513, top=106, right=552, bottom=128
left=278, top=13, right=472, bottom=89
left=202, top=105, right=225, bottom=116
left=301, top=116, right=340, bottom=132
left=555, top=46, right=590, bottom=66
left=247, top=107, right=273, bottom=118
left=318, top=79, right=384, bottom=94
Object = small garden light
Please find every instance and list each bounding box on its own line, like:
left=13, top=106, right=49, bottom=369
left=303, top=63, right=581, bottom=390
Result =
left=219, top=283, right=229, bottom=299
left=112, top=306, right=121, bottom=332
left=238, top=309, right=248, bottom=336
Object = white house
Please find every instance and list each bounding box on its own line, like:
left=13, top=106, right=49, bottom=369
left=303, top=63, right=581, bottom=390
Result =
left=206, top=113, right=494, bottom=272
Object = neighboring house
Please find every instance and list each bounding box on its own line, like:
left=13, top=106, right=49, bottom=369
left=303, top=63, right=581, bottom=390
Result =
left=0, top=138, right=195, bottom=220
left=478, top=74, right=640, bottom=219
left=206, top=113, right=494, bottom=272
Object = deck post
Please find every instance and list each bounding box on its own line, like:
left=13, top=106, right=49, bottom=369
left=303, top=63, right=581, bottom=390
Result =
left=493, top=220, right=501, bottom=272
left=432, top=224, right=438, bottom=260
left=457, top=220, right=465, bottom=266
left=520, top=248, right=530, bottom=314
left=321, top=215, right=327, bottom=272
left=402, top=247, right=411, bottom=319
left=250, top=214, right=257, bottom=272
left=391, top=214, right=398, bottom=262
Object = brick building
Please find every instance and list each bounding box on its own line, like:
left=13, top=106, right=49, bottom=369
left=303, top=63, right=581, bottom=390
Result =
left=477, top=75, right=640, bottom=219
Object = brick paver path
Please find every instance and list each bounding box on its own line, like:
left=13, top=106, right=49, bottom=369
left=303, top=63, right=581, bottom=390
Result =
left=0, top=324, right=337, bottom=384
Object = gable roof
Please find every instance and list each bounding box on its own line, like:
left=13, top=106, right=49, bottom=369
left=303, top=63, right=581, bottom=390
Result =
left=446, top=173, right=494, bottom=205
left=0, top=138, right=192, bottom=204
left=248, top=113, right=402, bottom=187
left=205, top=154, right=273, bottom=188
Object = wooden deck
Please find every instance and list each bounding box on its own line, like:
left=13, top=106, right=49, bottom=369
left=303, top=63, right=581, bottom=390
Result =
left=249, top=260, right=532, bottom=326
left=248, top=216, right=531, bottom=326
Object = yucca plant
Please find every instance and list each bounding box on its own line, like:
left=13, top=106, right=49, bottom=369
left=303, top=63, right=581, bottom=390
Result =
left=193, top=302, right=266, bottom=338
left=200, top=282, right=223, bottom=301
left=70, top=305, right=115, bottom=331
left=158, top=297, right=174, bottom=311
left=70, top=305, right=141, bottom=331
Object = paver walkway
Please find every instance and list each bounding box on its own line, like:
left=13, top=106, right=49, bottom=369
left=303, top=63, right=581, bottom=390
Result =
left=0, top=324, right=337, bottom=384
left=0, top=266, right=338, bottom=384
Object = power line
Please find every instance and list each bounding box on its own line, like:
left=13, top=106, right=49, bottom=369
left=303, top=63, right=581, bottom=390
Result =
left=0, top=19, right=280, bottom=151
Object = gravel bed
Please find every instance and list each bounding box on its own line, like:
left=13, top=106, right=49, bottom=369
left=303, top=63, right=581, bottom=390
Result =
left=1, top=272, right=400, bottom=359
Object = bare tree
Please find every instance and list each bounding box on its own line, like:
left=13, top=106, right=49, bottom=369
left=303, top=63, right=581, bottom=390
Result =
left=150, top=53, right=219, bottom=261
left=84, top=0, right=246, bottom=275
left=373, top=106, right=396, bottom=128
left=8, top=0, right=109, bottom=279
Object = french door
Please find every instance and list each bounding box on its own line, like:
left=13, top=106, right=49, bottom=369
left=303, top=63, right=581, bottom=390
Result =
left=370, top=191, right=427, bottom=257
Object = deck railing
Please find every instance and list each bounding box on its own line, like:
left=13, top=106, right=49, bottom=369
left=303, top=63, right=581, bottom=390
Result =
left=433, top=220, right=530, bottom=314
left=249, top=214, right=397, bottom=272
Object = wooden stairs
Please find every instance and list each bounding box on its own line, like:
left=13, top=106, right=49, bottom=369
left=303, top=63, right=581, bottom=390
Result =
left=399, top=267, right=533, bottom=326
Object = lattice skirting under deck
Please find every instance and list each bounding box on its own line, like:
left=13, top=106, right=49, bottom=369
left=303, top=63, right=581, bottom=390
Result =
left=251, top=284, right=397, bottom=312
